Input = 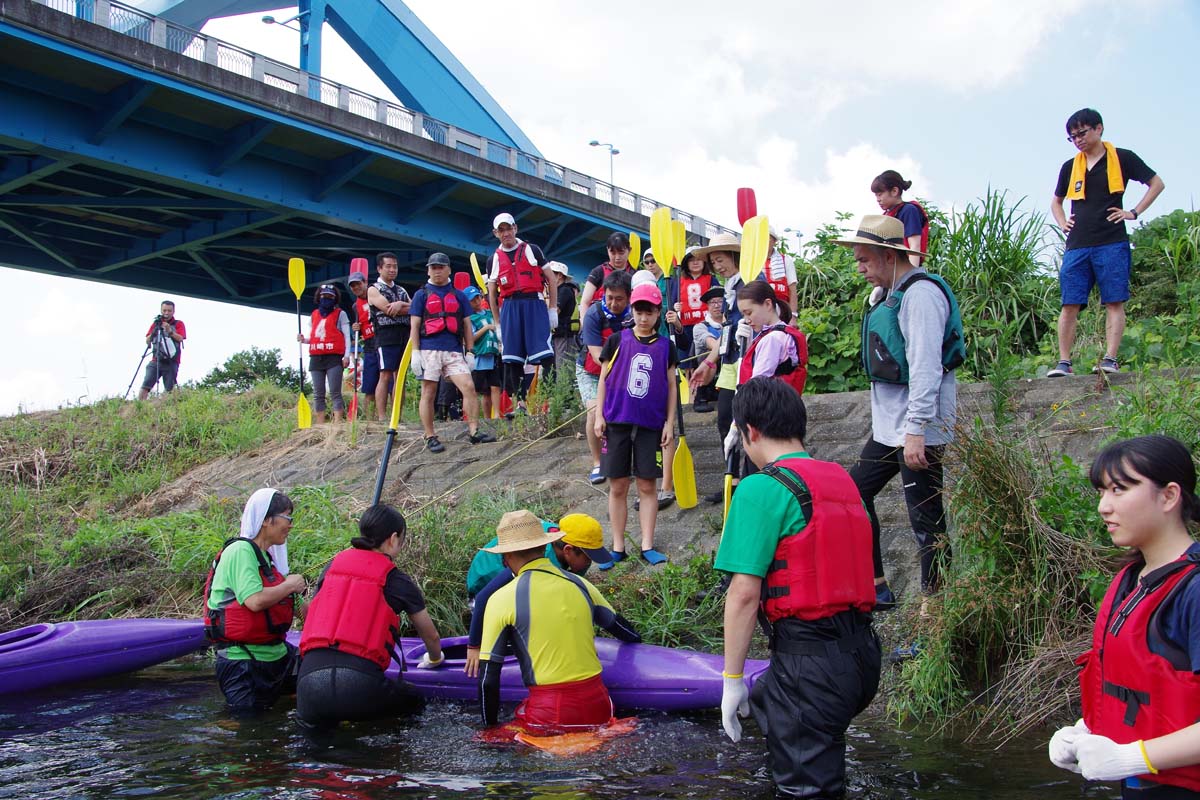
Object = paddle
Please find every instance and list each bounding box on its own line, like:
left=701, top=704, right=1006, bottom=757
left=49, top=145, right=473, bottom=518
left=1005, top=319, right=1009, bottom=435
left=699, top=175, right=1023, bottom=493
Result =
left=736, top=188, right=757, bottom=225
left=672, top=361, right=697, bottom=509
left=628, top=232, right=641, bottom=270
left=453, top=271, right=471, bottom=291
left=649, top=207, right=673, bottom=280
left=287, top=257, right=312, bottom=429
left=738, top=215, right=770, bottom=284
left=671, top=219, right=687, bottom=276
left=372, top=339, right=413, bottom=504
left=469, top=253, right=487, bottom=290
left=348, top=329, right=359, bottom=443
left=723, top=448, right=736, bottom=524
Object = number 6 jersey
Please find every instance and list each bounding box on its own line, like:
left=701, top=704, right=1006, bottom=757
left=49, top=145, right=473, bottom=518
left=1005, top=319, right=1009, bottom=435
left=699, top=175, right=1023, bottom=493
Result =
left=600, top=328, right=674, bottom=430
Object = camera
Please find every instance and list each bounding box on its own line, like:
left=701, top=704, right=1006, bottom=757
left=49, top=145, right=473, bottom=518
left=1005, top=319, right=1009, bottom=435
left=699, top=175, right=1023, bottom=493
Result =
left=154, top=315, right=164, bottom=324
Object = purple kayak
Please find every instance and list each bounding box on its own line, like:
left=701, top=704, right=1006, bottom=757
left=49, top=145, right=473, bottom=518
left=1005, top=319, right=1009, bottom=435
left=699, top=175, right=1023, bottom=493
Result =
left=287, top=633, right=770, bottom=712
left=0, top=618, right=208, bottom=695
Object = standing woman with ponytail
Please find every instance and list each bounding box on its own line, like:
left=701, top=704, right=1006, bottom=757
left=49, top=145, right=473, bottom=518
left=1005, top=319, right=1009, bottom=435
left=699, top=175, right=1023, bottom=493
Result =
left=297, top=504, right=445, bottom=731
left=735, top=281, right=808, bottom=395
left=872, top=170, right=929, bottom=267
left=1050, top=435, right=1200, bottom=798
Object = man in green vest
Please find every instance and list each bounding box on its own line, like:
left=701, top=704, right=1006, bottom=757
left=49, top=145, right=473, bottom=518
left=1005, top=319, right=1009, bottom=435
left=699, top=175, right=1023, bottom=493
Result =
left=835, top=215, right=963, bottom=614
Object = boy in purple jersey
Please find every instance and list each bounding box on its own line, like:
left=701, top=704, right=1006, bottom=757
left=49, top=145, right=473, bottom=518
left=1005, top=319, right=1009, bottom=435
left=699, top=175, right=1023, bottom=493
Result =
left=594, top=283, right=678, bottom=567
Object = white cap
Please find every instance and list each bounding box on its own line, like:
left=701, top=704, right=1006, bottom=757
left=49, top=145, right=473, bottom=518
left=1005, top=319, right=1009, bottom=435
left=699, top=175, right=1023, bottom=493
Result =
left=631, top=270, right=658, bottom=289
left=547, top=261, right=569, bottom=275
left=493, top=212, right=516, bottom=229
left=768, top=225, right=779, bottom=239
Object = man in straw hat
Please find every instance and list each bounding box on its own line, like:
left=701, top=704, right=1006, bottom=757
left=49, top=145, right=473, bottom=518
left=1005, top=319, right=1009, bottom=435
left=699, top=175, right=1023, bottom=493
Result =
left=835, top=215, right=964, bottom=615
left=476, top=510, right=641, bottom=731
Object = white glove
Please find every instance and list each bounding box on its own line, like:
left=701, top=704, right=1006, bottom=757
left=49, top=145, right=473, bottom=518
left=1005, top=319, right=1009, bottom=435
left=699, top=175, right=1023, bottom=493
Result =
left=723, top=425, right=741, bottom=460
left=465, top=353, right=476, bottom=371
left=409, top=349, right=424, bottom=378
left=1048, top=718, right=1089, bottom=773
left=1076, top=734, right=1151, bottom=782
left=547, top=307, right=559, bottom=329
left=416, top=652, right=445, bottom=669
left=735, top=318, right=753, bottom=345
left=721, top=676, right=750, bottom=742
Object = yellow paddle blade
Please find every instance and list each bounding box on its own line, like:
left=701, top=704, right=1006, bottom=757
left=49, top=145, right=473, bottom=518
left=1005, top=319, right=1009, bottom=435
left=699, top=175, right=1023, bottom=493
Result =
left=297, top=392, right=312, bottom=430
left=723, top=474, right=733, bottom=523
left=470, top=253, right=487, bottom=290
left=628, top=232, right=641, bottom=270
left=673, top=435, right=697, bottom=509
left=739, top=216, right=770, bottom=284
left=649, top=207, right=672, bottom=278
left=671, top=220, right=687, bottom=276
left=679, top=376, right=690, bottom=406
left=390, top=340, right=413, bottom=428
left=287, top=257, right=306, bottom=299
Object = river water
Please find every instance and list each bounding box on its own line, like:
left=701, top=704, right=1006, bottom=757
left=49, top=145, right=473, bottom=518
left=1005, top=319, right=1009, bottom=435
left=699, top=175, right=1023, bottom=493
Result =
left=0, top=664, right=1113, bottom=799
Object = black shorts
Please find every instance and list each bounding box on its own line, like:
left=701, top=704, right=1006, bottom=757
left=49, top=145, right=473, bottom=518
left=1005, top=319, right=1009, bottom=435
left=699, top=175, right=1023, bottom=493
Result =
left=214, top=643, right=298, bottom=714
left=472, top=364, right=503, bottom=393
left=600, top=422, right=662, bottom=480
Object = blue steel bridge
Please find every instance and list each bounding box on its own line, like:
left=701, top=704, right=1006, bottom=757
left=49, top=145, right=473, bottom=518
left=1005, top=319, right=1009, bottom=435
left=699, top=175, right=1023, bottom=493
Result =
left=0, top=0, right=734, bottom=313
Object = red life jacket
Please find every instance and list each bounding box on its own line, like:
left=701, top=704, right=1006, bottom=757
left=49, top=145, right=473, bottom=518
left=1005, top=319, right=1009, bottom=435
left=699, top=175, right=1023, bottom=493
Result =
left=759, top=457, right=876, bottom=622
left=884, top=200, right=930, bottom=263
left=1077, top=553, right=1200, bottom=792
left=300, top=548, right=401, bottom=670
left=599, top=262, right=634, bottom=283
left=308, top=309, right=346, bottom=356
left=203, top=538, right=294, bottom=646
left=762, top=253, right=791, bottom=305
left=583, top=309, right=623, bottom=376
left=494, top=242, right=544, bottom=298
left=420, top=285, right=462, bottom=337
left=738, top=324, right=809, bottom=396
left=678, top=274, right=714, bottom=326
left=355, top=297, right=375, bottom=341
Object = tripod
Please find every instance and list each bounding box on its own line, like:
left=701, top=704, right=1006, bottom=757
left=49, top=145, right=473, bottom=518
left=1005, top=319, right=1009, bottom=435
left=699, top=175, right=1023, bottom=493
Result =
left=123, top=342, right=153, bottom=400
left=124, top=319, right=171, bottom=400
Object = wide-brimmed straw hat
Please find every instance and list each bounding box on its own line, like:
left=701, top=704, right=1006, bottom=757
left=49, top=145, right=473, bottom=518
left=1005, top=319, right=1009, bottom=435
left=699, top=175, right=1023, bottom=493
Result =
left=833, top=215, right=926, bottom=258
left=483, top=510, right=564, bottom=554
left=691, top=232, right=741, bottom=259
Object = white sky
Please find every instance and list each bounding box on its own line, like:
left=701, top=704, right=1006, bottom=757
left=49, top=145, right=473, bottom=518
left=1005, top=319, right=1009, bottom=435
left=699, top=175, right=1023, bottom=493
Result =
left=3, top=0, right=1196, bottom=414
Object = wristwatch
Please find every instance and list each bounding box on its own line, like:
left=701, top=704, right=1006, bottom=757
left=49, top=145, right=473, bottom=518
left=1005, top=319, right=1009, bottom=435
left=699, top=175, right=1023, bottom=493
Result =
left=1130, top=209, right=1139, bottom=220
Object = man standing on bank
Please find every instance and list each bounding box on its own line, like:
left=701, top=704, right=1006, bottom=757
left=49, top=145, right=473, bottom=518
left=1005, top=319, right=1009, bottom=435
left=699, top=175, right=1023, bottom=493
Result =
left=718, top=378, right=880, bottom=798
left=486, top=213, right=557, bottom=408
left=837, top=215, right=964, bottom=611
left=1048, top=108, right=1164, bottom=377
left=138, top=300, right=186, bottom=399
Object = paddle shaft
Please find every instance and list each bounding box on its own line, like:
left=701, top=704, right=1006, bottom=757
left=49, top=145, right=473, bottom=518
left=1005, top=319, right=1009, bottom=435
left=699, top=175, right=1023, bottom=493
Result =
left=295, top=298, right=305, bottom=395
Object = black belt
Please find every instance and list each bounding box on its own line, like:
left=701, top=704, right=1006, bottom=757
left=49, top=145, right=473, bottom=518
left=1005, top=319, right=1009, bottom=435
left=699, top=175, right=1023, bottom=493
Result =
left=771, top=626, right=874, bottom=657
left=507, top=292, right=542, bottom=301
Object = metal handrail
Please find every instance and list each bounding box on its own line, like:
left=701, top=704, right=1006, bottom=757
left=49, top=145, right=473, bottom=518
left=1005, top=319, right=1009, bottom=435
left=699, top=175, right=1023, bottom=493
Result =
left=31, top=0, right=737, bottom=239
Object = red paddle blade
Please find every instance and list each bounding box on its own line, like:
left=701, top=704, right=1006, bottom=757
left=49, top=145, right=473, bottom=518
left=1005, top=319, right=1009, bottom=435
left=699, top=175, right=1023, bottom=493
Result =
left=350, top=257, right=368, bottom=273
left=736, top=188, right=757, bottom=225
left=453, top=271, right=471, bottom=290
left=347, top=391, right=358, bottom=421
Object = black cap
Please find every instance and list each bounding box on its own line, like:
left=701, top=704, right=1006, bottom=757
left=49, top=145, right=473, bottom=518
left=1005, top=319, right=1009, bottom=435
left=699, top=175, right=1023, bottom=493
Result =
left=426, top=252, right=451, bottom=267
left=700, top=286, right=724, bottom=302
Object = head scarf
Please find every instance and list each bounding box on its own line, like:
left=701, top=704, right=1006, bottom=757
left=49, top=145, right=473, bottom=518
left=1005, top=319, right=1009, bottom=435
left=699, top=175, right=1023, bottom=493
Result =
left=239, top=488, right=289, bottom=575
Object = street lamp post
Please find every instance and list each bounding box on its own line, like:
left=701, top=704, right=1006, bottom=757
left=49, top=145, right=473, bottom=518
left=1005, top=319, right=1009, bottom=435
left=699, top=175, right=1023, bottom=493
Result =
left=783, top=227, right=803, bottom=252
left=588, top=140, right=620, bottom=186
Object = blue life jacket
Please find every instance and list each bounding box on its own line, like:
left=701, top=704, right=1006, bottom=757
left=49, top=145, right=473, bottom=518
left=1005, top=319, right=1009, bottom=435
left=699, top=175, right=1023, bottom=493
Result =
left=860, top=271, right=965, bottom=384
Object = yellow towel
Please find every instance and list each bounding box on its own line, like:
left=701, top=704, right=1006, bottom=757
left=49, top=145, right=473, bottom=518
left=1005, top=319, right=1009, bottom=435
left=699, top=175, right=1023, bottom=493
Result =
left=1066, top=141, right=1124, bottom=200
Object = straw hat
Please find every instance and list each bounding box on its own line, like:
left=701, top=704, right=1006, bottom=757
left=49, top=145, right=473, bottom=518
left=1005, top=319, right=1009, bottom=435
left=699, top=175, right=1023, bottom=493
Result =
left=483, top=510, right=564, bottom=554
left=691, top=232, right=741, bottom=259
left=833, top=215, right=926, bottom=258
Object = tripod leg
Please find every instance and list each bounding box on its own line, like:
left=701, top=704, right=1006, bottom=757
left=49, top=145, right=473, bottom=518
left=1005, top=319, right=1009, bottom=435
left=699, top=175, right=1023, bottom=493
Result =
left=124, top=345, right=152, bottom=400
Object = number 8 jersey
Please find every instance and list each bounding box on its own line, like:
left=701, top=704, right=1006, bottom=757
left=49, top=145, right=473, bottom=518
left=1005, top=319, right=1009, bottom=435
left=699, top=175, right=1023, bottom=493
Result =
left=601, top=328, right=672, bottom=430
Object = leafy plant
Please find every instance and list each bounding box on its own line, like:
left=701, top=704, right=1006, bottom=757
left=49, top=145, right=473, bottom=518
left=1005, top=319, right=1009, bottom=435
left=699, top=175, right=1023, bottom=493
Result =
left=198, top=347, right=302, bottom=394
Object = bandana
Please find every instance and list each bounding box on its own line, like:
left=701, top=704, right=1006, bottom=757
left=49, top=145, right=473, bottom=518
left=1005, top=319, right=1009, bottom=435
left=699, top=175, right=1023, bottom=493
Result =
left=239, top=488, right=289, bottom=575
left=317, top=297, right=337, bottom=314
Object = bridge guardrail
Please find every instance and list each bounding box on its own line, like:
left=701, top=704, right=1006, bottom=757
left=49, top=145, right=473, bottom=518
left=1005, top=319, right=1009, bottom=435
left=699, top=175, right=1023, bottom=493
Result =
left=31, top=0, right=736, bottom=240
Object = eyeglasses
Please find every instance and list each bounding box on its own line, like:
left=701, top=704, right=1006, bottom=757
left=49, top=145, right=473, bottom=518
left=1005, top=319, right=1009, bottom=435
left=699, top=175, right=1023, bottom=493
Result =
left=274, top=514, right=293, bottom=523
left=1067, top=127, right=1093, bottom=142
left=643, top=258, right=657, bottom=265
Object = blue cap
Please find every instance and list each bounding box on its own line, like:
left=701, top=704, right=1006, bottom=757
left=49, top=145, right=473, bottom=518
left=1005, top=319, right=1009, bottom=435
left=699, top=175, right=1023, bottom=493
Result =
left=462, top=285, right=482, bottom=301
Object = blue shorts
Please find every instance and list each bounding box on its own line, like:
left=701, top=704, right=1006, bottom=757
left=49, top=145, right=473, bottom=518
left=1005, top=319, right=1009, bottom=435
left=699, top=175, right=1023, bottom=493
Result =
left=499, top=296, right=554, bottom=365
left=360, top=342, right=380, bottom=395
left=378, top=345, right=404, bottom=372
left=1060, top=241, right=1131, bottom=307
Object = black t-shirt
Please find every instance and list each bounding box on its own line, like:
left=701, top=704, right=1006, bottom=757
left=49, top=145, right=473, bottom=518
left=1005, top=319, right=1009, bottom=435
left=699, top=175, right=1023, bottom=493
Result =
left=1055, top=148, right=1155, bottom=251
left=598, top=331, right=679, bottom=367
left=299, top=561, right=427, bottom=675
left=554, top=282, right=577, bottom=336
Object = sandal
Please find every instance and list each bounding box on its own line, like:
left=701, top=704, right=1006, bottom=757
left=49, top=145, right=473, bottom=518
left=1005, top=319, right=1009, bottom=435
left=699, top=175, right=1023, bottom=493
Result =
left=425, top=435, right=445, bottom=453
left=598, top=549, right=626, bottom=571
left=640, top=548, right=668, bottom=566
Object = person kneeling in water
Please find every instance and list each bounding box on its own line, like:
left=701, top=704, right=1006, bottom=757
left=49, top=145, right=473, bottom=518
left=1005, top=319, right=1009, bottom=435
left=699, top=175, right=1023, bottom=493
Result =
left=477, top=510, right=641, bottom=732
left=297, top=504, right=445, bottom=730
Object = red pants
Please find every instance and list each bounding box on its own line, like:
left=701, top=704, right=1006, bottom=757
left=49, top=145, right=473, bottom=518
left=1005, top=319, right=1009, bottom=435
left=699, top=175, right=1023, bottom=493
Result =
left=514, top=673, right=613, bottom=732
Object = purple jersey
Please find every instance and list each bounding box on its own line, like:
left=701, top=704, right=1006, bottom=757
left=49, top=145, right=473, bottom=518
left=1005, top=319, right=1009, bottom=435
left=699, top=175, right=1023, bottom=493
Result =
left=602, top=329, right=670, bottom=429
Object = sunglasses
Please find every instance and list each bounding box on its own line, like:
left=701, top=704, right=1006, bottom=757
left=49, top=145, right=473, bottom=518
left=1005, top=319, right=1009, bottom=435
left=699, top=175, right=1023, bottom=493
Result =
left=1067, top=127, right=1094, bottom=142
left=274, top=514, right=293, bottom=523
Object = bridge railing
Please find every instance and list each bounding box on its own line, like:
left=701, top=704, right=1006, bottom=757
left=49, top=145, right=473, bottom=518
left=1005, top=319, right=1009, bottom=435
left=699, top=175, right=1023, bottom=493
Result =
left=32, top=0, right=736, bottom=241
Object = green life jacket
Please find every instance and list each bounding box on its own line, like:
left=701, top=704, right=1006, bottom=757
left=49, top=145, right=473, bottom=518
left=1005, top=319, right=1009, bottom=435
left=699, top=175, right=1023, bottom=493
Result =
left=861, top=271, right=965, bottom=385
